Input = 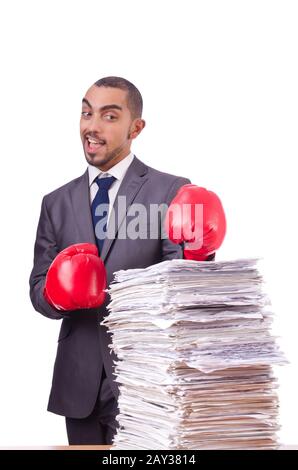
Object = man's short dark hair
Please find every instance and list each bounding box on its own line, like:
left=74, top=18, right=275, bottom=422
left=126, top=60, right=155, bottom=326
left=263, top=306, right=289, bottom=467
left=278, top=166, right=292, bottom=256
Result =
left=94, top=76, right=143, bottom=119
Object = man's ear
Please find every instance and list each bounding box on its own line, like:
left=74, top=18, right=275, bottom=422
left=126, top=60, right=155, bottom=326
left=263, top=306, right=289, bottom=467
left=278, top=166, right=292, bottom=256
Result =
left=129, top=119, right=146, bottom=140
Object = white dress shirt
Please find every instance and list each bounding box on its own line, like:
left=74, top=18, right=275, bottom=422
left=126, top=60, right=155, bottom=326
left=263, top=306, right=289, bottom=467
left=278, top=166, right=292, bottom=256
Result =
left=88, top=152, right=135, bottom=224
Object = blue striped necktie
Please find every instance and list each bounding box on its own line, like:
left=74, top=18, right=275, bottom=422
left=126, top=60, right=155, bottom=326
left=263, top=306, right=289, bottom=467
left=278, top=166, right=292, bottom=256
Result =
left=91, top=176, right=116, bottom=255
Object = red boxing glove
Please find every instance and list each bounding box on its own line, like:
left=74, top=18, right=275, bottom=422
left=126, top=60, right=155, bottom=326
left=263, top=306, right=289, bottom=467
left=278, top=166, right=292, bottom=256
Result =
left=165, top=185, right=226, bottom=261
left=44, top=243, right=106, bottom=311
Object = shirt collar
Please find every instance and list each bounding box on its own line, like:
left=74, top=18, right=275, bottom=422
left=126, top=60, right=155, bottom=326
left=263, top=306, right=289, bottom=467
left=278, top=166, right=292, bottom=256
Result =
left=88, top=152, right=135, bottom=186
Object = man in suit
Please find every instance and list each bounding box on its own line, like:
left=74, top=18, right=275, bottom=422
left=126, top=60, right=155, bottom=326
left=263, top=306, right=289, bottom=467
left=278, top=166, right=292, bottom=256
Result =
left=30, top=77, right=224, bottom=444
left=29, top=76, right=196, bottom=444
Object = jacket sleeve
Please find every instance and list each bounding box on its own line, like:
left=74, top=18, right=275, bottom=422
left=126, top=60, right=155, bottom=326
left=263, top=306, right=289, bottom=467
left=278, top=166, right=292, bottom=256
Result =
left=161, top=177, right=191, bottom=261
left=29, top=196, right=66, bottom=320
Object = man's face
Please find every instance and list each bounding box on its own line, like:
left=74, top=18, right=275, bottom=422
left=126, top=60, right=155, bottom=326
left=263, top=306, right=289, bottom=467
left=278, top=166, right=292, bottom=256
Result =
left=80, top=85, right=145, bottom=171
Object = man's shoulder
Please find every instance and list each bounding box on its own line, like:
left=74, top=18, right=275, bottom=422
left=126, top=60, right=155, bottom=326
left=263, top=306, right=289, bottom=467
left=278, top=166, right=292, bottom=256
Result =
left=143, top=160, right=190, bottom=186
left=43, top=171, right=87, bottom=202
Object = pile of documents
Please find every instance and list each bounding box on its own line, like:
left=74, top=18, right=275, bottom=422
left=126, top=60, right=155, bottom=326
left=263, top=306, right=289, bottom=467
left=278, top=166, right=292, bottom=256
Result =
left=102, top=258, right=286, bottom=449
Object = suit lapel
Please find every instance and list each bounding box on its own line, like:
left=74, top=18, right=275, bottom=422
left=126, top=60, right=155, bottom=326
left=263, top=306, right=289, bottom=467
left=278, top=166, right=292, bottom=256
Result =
left=69, top=170, right=97, bottom=245
left=100, top=156, right=148, bottom=262
left=69, top=157, right=149, bottom=263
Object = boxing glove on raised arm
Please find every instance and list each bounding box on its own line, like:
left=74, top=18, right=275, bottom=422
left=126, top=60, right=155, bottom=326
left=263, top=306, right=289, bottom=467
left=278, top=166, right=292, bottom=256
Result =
left=165, top=185, right=226, bottom=261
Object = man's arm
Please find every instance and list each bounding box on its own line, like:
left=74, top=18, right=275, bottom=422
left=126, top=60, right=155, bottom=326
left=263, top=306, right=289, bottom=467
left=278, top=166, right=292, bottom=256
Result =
left=29, top=196, right=65, bottom=320
left=161, top=178, right=216, bottom=262
left=161, top=177, right=191, bottom=261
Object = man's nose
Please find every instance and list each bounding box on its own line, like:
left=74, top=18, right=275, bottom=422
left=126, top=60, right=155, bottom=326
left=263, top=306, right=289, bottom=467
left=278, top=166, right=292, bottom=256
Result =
left=87, top=114, right=103, bottom=133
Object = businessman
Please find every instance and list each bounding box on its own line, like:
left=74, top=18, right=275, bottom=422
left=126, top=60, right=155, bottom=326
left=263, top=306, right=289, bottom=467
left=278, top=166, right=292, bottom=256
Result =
left=29, top=76, right=225, bottom=445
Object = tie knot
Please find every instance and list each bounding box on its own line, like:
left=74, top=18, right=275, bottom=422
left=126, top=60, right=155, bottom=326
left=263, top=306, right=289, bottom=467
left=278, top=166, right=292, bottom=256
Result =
left=96, top=176, right=116, bottom=191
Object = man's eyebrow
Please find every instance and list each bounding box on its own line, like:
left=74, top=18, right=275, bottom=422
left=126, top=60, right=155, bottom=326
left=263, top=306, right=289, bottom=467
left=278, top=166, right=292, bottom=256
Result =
left=82, top=98, right=122, bottom=112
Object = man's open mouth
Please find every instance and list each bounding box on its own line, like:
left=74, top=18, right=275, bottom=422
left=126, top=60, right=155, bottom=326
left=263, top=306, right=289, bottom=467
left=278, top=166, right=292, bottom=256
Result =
left=85, top=136, right=106, bottom=152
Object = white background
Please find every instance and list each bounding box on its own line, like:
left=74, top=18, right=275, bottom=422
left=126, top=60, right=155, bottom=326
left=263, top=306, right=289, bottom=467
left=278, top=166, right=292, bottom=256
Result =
left=0, top=0, right=297, bottom=445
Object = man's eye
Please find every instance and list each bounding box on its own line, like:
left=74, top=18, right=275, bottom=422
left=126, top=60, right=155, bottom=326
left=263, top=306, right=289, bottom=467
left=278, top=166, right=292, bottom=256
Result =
left=104, top=114, right=116, bottom=120
left=81, top=111, right=91, bottom=117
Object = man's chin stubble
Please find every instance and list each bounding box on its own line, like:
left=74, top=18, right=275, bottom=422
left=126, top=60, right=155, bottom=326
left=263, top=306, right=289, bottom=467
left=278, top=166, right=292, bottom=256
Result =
left=85, top=151, right=109, bottom=167
left=85, top=145, right=127, bottom=168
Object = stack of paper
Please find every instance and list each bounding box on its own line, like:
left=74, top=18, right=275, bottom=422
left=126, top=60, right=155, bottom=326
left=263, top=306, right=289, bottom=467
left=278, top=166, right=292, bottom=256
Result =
left=102, top=258, right=286, bottom=450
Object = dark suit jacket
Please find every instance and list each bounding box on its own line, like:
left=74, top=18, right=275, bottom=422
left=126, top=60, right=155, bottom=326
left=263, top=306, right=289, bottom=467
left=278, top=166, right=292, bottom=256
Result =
left=29, top=156, right=192, bottom=418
